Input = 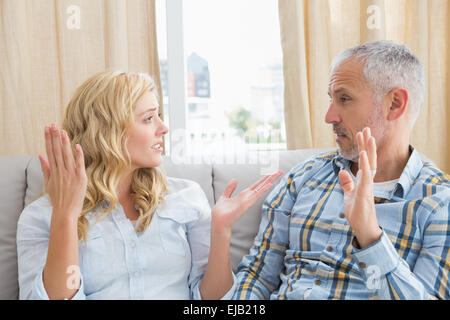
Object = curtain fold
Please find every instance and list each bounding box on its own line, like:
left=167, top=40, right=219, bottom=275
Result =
left=0, top=0, right=162, bottom=156
left=279, top=0, right=450, bottom=172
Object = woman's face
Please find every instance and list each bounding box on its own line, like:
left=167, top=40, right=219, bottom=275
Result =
left=124, top=91, right=168, bottom=169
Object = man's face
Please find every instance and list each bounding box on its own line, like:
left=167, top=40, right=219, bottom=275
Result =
left=326, top=58, right=386, bottom=162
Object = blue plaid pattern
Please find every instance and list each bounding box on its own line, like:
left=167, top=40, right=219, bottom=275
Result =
left=232, top=147, right=450, bottom=300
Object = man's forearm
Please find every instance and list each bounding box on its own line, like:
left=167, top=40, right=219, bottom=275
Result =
left=352, top=231, right=435, bottom=299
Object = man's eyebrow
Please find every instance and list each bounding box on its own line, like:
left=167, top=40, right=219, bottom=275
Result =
left=138, top=107, right=158, bottom=116
left=328, top=88, right=350, bottom=95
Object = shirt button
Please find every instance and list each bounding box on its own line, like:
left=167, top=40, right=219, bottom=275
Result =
left=130, top=241, right=136, bottom=248
left=134, top=271, right=140, bottom=277
left=358, top=262, right=367, bottom=269
left=326, top=246, right=332, bottom=252
left=315, top=279, right=321, bottom=286
left=339, top=213, right=345, bottom=219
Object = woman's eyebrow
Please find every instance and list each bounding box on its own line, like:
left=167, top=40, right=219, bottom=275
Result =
left=138, top=107, right=158, bottom=116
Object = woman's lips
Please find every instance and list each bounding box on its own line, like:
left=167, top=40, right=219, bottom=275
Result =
left=151, top=143, right=163, bottom=152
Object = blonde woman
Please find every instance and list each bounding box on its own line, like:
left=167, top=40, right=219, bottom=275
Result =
left=16, top=70, right=282, bottom=300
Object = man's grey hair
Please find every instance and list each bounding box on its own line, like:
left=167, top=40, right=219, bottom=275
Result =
left=331, top=40, right=425, bottom=127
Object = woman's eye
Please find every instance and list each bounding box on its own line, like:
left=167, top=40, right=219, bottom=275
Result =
left=145, top=116, right=153, bottom=122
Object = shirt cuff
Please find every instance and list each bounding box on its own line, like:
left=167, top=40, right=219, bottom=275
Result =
left=32, top=269, right=86, bottom=300
left=191, top=272, right=237, bottom=300
left=220, top=271, right=237, bottom=300
left=352, top=230, right=400, bottom=277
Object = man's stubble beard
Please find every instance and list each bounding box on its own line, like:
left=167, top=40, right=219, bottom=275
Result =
left=337, top=105, right=386, bottom=163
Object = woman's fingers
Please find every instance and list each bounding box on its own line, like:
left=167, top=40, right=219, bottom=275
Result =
left=75, top=144, right=86, bottom=179
left=38, top=154, right=50, bottom=187
left=221, top=179, right=238, bottom=198
left=250, top=171, right=283, bottom=192
left=61, top=129, right=75, bottom=171
left=252, top=182, right=273, bottom=197
left=44, top=125, right=56, bottom=172
left=50, top=124, right=65, bottom=172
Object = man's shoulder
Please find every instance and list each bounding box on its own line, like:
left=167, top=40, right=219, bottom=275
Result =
left=288, top=149, right=339, bottom=177
left=411, top=158, right=450, bottom=211
left=417, top=159, right=450, bottom=188
left=288, top=150, right=339, bottom=181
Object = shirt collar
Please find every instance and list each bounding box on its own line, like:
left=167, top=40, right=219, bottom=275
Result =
left=332, top=145, right=424, bottom=199
left=394, top=146, right=423, bottom=197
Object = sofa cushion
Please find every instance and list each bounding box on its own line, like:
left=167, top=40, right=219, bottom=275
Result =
left=0, top=155, right=33, bottom=299
left=212, top=148, right=334, bottom=272
left=24, top=156, right=46, bottom=207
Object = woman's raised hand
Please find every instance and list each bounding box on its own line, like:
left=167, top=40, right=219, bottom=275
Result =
left=211, top=171, right=283, bottom=233
left=38, top=123, right=87, bottom=222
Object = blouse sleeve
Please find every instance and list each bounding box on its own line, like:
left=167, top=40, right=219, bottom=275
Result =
left=16, top=197, right=86, bottom=300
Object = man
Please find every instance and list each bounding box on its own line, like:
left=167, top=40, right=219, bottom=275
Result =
left=231, top=40, right=449, bottom=299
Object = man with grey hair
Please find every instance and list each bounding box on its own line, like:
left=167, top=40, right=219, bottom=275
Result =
left=230, top=40, right=449, bottom=300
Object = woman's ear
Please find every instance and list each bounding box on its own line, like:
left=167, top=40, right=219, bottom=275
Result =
left=387, top=88, right=408, bottom=121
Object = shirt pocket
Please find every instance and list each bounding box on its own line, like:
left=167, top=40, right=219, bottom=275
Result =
left=79, top=227, right=107, bottom=277
left=157, top=208, right=198, bottom=257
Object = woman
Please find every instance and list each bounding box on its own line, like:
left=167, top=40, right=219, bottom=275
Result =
left=16, top=70, right=282, bottom=300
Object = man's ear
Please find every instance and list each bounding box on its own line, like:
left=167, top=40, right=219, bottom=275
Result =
left=386, top=88, right=408, bottom=121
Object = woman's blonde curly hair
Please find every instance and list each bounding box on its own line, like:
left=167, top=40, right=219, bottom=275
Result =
left=46, top=70, right=168, bottom=242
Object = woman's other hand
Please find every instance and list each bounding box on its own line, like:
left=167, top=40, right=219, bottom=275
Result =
left=211, top=171, right=283, bottom=234
left=38, top=123, right=88, bottom=223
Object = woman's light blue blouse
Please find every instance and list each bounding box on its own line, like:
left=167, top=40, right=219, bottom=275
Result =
left=17, top=177, right=229, bottom=300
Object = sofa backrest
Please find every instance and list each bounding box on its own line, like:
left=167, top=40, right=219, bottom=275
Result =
left=0, top=148, right=333, bottom=299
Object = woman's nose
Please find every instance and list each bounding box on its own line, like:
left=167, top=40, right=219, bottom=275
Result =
left=158, top=120, right=169, bottom=136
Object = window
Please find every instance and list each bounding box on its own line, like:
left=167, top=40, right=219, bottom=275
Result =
left=156, top=0, right=285, bottom=160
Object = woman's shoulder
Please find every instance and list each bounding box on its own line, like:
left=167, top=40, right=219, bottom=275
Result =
left=158, top=177, right=211, bottom=223
left=166, top=176, right=202, bottom=191
left=17, top=195, right=53, bottom=230
left=165, top=177, right=208, bottom=201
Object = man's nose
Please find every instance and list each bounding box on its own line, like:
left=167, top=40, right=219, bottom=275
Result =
left=325, top=102, right=341, bottom=124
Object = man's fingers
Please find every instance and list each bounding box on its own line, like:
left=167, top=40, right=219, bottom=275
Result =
left=359, top=150, right=373, bottom=183
left=339, top=169, right=354, bottom=194
left=368, top=136, right=377, bottom=172
left=363, top=127, right=371, bottom=148
left=356, top=131, right=365, bottom=154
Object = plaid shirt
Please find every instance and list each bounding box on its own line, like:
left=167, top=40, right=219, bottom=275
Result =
left=232, top=147, right=450, bottom=300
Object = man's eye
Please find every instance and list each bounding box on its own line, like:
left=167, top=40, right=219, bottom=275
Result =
left=340, top=96, right=351, bottom=103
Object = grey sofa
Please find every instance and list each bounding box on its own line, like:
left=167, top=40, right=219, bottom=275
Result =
left=0, top=148, right=333, bottom=300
